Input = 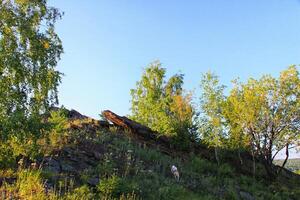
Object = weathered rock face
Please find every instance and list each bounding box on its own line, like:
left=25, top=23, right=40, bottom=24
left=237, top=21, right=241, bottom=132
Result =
left=42, top=142, right=106, bottom=182
left=102, top=110, right=170, bottom=145
left=44, top=157, right=61, bottom=174
left=68, top=109, right=89, bottom=120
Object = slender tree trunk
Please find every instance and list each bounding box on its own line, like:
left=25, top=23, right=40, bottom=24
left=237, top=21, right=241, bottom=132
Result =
left=251, top=149, right=256, bottom=178
left=238, top=149, right=243, bottom=165
left=215, top=147, right=220, bottom=165
left=278, top=144, right=289, bottom=175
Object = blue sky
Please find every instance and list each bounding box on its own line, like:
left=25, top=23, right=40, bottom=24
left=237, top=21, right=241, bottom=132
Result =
left=49, top=0, right=300, bottom=118
left=48, top=0, right=300, bottom=158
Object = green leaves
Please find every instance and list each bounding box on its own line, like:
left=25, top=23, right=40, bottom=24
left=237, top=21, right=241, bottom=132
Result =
left=199, top=66, right=300, bottom=175
left=130, top=61, right=195, bottom=142
left=0, top=0, right=63, bottom=113
left=0, top=0, right=63, bottom=153
left=199, top=71, right=226, bottom=148
left=202, top=66, right=300, bottom=177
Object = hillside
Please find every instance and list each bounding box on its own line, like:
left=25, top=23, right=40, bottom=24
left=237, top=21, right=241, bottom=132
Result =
left=274, top=159, right=300, bottom=173
left=0, top=108, right=299, bottom=200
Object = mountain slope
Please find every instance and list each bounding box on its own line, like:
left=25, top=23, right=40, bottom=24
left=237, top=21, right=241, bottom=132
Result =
left=0, top=108, right=299, bottom=200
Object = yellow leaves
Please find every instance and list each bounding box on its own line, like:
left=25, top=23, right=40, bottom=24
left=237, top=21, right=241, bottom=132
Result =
left=280, top=65, right=298, bottom=81
left=15, top=0, right=29, bottom=5
left=42, top=40, right=50, bottom=49
left=3, top=26, right=11, bottom=35
left=170, top=94, right=193, bottom=122
left=212, top=117, right=221, bottom=127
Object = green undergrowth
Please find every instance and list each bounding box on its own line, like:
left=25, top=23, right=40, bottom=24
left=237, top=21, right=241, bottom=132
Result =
left=0, top=113, right=299, bottom=199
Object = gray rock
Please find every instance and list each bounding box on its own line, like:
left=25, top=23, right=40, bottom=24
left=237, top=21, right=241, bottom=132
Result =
left=46, top=158, right=61, bottom=173
left=60, top=161, right=76, bottom=173
left=87, top=177, right=99, bottom=186
left=240, top=191, right=255, bottom=200
left=93, top=151, right=102, bottom=160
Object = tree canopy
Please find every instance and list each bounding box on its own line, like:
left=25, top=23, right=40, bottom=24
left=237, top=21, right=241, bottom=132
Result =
left=199, top=66, right=300, bottom=178
left=130, top=61, right=196, bottom=148
left=0, top=0, right=63, bottom=153
left=224, top=66, right=300, bottom=178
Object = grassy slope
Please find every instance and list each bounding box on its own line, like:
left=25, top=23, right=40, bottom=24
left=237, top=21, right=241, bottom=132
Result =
left=1, top=116, right=300, bottom=199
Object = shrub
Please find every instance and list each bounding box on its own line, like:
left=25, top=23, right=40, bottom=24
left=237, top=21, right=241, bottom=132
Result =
left=96, top=153, right=117, bottom=177
left=0, top=169, right=57, bottom=200
left=119, top=192, right=139, bottom=200
left=158, top=184, right=189, bottom=200
left=63, top=185, right=95, bottom=200
left=17, top=169, right=47, bottom=199
left=8, top=135, right=42, bottom=160
left=0, top=142, right=16, bottom=168
left=217, top=163, right=234, bottom=177
left=97, top=175, right=132, bottom=198
left=47, top=108, right=69, bottom=150
left=188, top=157, right=217, bottom=174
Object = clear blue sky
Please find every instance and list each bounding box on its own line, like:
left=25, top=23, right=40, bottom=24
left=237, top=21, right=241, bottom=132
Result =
left=48, top=0, right=300, bottom=158
left=49, top=0, right=300, bottom=117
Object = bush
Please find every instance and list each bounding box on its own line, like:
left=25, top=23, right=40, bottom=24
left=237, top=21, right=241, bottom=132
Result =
left=8, top=135, right=41, bottom=160
left=96, top=153, right=117, bottom=177
left=158, top=184, right=189, bottom=200
left=0, top=169, right=57, bottom=200
left=63, top=185, right=95, bottom=200
left=0, top=142, right=16, bottom=168
left=97, top=175, right=133, bottom=198
left=188, top=157, right=217, bottom=174
left=217, top=163, right=234, bottom=177
left=46, top=108, right=69, bottom=150
left=17, top=169, right=47, bottom=199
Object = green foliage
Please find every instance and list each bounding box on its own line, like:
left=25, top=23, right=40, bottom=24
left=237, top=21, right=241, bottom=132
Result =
left=0, top=0, right=63, bottom=116
left=130, top=61, right=168, bottom=133
left=130, top=61, right=196, bottom=149
left=17, top=169, right=47, bottom=199
left=97, top=175, right=133, bottom=199
left=199, top=72, right=227, bottom=164
left=8, top=134, right=41, bottom=159
left=199, top=66, right=300, bottom=178
left=0, top=0, right=63, bottom=164
left=224, top=66, right=300, bottom=178
left=0, top=169, right=57, bottom=200
left=97, top=175, right=120, bottom=197
left=0, top=142, right=16, bottom=168
left=46, top=108, right=69, bottom=150
left=199, top=71, right=226, bottom=148
left=217, top=163, right=234, bottom=177
left=188, top=156, right=218, bottom=174
left=0, top=125, right=298, bottom=200
left=158, top=184, right=190, bottom=200
left=96, top=153, right=117, bottom=177
left=63, top=185, right=95, bottom=200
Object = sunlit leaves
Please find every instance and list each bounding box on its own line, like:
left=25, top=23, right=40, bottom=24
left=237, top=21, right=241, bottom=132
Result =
left=0, top=0, right=63, bottom=144
left=199, top=71, right=226, bottom=148
left=130, top=61, right=195, bottom=139
left=220, top=65, right=300, bottom=177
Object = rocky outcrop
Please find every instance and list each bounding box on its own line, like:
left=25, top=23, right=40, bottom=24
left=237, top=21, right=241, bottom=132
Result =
left=41, top=108, right=300, bottom=188
left=102, top=110, right=170, bottom=145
